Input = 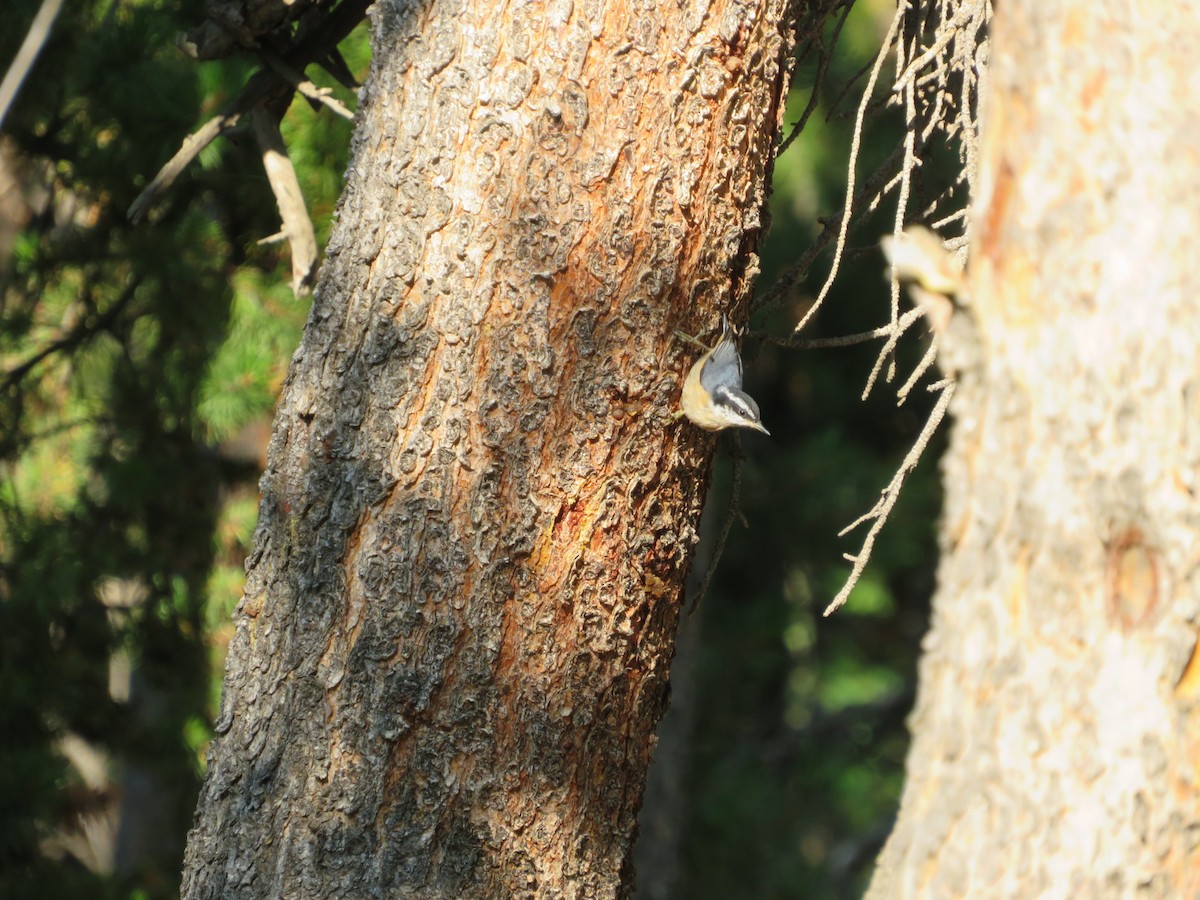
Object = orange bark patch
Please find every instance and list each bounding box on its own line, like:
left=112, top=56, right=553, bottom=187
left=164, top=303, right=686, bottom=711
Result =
left=1174, top=634, right=1200, bottom=701
left=1105, top=529, right=1160, bottom=632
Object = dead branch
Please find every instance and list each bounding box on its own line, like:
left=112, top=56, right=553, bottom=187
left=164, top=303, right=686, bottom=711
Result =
left=776, top=0, right=990, bottom=615
left=127, top=0, right=370, bottom=226
left=754, top=307, right=924, bottom=350
left=259, top=49, right=355, bottom=121
left=252, top=109, right=318, bottom=294
left=0, top=0, right=65, bottom=129
left=823, top=378, right=954, bottom=617
left=792, top=2, right=907, bottom=338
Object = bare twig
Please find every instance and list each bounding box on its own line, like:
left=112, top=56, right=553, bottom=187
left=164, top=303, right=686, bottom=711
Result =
left=879, top=11, right=923, bottom=385
left=860, top=303, right=926, bottom=400
left=778, top=0, right=856, bottom=156
left=891, top=4, right=971, bottom=93
left=824, top=54, right=883, bottom=122
left=259, top=50, right=355, bottom=120
left=252, top=108, right=319, bottom=293
left=812, top=0, right=990, bottom=615
left=793, top=2, right=907, bottom=338
left=754, top=307, right=924, bottom=350
left=823, top=379, right=954, bottom=617
left=895, top=338, right=939, bottom=404
left=754, top=142, right=906, bottom=317
left=127, top=110, right=247, bottom=224
left=0, top=0, right=65, bottom=129
left=127, top=0, right=371, bottom=224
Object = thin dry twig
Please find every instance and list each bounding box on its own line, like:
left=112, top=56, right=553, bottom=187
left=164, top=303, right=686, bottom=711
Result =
left=895, top=337, right=939, bottom=404
left=259, top=50, right=355, bottom=121
left=252, top=108, right=319, bottom=293
left=127, top=110, right=246, bottom=224
left=127, top=0, right=370, bottom=225
left=0, top=0, right=65, bottom=129
left=779, top=0, right=857, bottom=156
left=860, top=302, right=926, bottom=399
left=792, top=2, right=907, bottom=338
left=755, top=307, right=924, bottom=350
left=800, top=0, right=990, bottom=615
left=823, top=379, right=954, bottom=617
left=891, top=4, right=971, bottom=93
left=754, top=141, right=906, bottom=317
left=878, top=4, right=928, bottom=384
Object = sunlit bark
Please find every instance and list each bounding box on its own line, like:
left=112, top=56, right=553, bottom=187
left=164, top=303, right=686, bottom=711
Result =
left=182, top=0, right=797, bottom=895
left=870, top=3, right=1200, bottom=896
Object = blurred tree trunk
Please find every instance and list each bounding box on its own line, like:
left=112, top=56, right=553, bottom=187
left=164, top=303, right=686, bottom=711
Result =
left=181, top=1, right=797, bottom=897
left=870, top=2, right=1200, bottom=896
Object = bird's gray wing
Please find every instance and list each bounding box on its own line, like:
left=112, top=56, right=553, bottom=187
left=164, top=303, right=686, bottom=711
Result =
left=700, top=338, right=744, bottom=392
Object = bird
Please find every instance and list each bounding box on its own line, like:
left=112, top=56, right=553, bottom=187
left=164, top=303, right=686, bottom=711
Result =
left=675, top=317, right=769, bottom=435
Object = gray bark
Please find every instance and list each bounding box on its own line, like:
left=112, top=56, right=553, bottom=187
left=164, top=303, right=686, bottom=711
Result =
left=870, top=2, right=1200, bottom=896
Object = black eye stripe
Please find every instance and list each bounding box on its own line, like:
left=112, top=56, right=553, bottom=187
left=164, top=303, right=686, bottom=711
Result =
left=713, top=385, right=761, bottom=421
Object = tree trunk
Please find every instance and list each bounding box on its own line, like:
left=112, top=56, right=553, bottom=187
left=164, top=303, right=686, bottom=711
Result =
left=182, top=1, right=796, bottom=896
left=870, top=2, right=1200, bottom=896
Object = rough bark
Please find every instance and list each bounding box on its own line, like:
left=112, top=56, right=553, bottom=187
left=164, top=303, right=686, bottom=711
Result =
left=869, top=2, right=1200, bottom=897
left=182, top=0, right=796, bottom=897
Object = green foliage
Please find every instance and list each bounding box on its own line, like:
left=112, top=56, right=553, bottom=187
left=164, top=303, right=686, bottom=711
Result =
left=0, top=1, right=367, bottom=895
left=198, top=276, right=308, bottom=442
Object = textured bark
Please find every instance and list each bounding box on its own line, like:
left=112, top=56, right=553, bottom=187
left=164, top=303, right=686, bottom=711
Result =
left=870, top=2, right=1200, bottom=897
left=182, top=0, right=796, bottom=897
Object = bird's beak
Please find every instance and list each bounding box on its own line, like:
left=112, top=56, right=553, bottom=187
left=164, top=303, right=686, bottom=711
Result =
left=750, top=421, right=770, bottom=436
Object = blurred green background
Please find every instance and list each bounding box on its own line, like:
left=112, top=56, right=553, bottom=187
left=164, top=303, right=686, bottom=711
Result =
left=0, top=1, right=944, bottom=897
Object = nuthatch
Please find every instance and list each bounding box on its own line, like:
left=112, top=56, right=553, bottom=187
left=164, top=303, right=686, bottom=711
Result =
left=676, top=317, right=770, bottom=435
